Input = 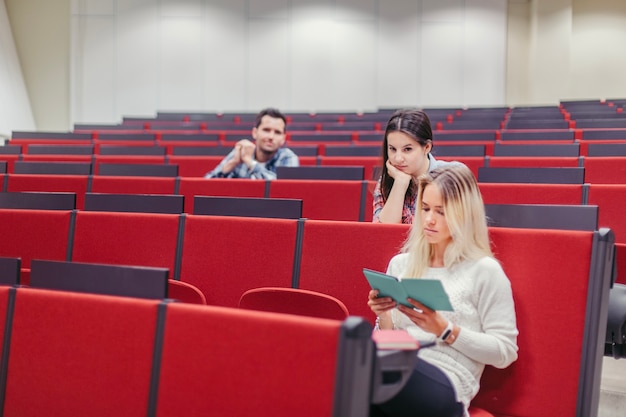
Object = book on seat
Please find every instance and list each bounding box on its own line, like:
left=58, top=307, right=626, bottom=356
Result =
left=372, top=330, right=420, bottom=350
left=363, top=268, right=453, bottom=311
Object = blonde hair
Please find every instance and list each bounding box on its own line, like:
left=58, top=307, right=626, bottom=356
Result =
left=402, top=163, right=493, bottom=278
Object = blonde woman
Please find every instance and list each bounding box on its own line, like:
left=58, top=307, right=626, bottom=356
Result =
left=368, top=164, right=518, bottom=417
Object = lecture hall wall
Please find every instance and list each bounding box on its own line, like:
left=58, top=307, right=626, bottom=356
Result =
left=2, top=0, right=626, bottom=133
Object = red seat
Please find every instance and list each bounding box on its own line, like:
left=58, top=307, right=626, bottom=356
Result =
left=168, top=279, right=207, bottom=304
left=177, top=177, right=266, bottom=213
left=239, top=287, right=349, bottom=320
left=179, top=215, right=298, bottom=307
left=479, top=183, right=584, bottom=205
left=0, top=209, right=74, bottom=284
left=269, top=179, right=364, bottom=221
left=615, top=243, right=626, bottom=285
left=156, top=303, right=366, bottom=417
left=297, top=220, right=410, bottom=323
left=587, top=184, right=626, bottom=244
left=584, top=156, right=626, bottom=184
left=4, top=287, right=161, bottom=417
left=71, top=211, right=181, bottom=279
left=90, top=175, right=177, bottom=195
left=6, top=174, right=90, bottom=209
left=486, top=156, right=580, bottom=168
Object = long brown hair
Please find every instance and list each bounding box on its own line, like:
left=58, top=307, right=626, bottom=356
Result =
left=379, top=109, right=433, bottom=202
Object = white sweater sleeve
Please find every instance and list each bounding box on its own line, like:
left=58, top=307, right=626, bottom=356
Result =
left=452, top=258, right=519, bottom=369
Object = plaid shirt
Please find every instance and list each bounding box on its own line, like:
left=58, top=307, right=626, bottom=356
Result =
left=204, top=147, right=300, bottom=180
left=372, top=155, right=455, bottom=224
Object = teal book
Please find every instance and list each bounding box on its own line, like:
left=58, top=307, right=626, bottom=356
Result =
left=363, top=268, right=454, bottom=311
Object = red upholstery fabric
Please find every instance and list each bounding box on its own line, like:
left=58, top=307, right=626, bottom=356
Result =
left=0, top=287, right=9, bottom=362
left=0, top=209, right=73, bottom=278
left=588, top=184, right=626, bottom=244
left=269, top=179, right=363, bottom=221
left=72, top=211, right=181, bottom=278
left=177, top=177, right=266, bottom=213
left=439, top=156, right=485, bottom=178
left=4, top=288, right=160, bottom=417
left=364, top=180, right=376, bottom=222
left=615, top=243, right=626, bottom=285
left=584, top=157, right=626, bottom=184
left=167, top=279, right=207, bottom=304
left=20, top=154, right=92, bottom=163
left=6, top=174, right=90, bottom=209
left=472, top=227, right=593, bottom=417
left=166, top=155, right=223, bottom=177
left=90, top=175, right=177, bottom=195
left=0, top=155, right=20, bottom=173
left=156, top=303, right=341, bottom=417
left=297, top=220, right=410, bottom=322
left=93, top=155, right=165, bottom=174
left=487, top=156, right=580, bottom=168
left=239, top=287, right=349, bottom=320
left=468, top=406, right=495, bottom=417
left=479, top=183, right=584, bottom=205
left=179, top=215, right=297, bottom=307
left=319, top=156, right=380, bottom=180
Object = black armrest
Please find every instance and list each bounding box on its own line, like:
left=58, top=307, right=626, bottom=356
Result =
left=606, top=283, right=626, bottom=359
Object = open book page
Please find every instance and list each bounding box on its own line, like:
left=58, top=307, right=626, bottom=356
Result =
left=363, top=268, right=454, bottom=311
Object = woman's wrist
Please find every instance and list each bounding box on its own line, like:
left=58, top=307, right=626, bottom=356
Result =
left=375, top=314, right=395, bottom=330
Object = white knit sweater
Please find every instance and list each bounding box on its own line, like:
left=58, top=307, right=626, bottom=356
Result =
left=387, top=253, right=519, bottom=414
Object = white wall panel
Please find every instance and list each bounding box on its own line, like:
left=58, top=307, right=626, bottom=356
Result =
left=290, top=10, right=335, bottom=111
left=70, top=0, right=508, bottom=122
left=463, top=0, right=507, bottom=106
left=329, top=20, right=377, bottom=111
left=376, top=0, right=420, bottom=108
left=249, top=0, right=290, bottom=19
left=421, top=22, right=464, bottom=107
left=72, top=16, right=117, bottom=123
left=422, top=0, right=463, bottom=22
left=204, top=0, right=247, bottom=112
left=72, top=0, right=115, bottom=16
left=159, top=17, right=206, bottom=111
left=335, top=0, right=376, bottom=21
left=161, top=0, right=204, bottom=17
left=0, top=1, right=34, bottom=136
left=248, top=20, right=290, bottom=111
left=116, top=1, right=159, bottom=118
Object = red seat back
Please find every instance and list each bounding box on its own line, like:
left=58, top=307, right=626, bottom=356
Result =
left=71, top=211, right=181, bottom=278
left=297, top=220, right=410, bottom=322
left=4, top=288, right=160, bottom=417
left=156, top=303, right=344, bottom=417
left=588, top=184, right=626, bottom=244
left=269, top=180, right=364, bottom=221
left=473, top=227, right=595, bottom=416
left=0, top=209, right=73, bottom=284
left=179, top=215, right=298, bottom=307
left=239, top=287, right=349, bottom=320
left=177, top=177, right=266, bottom=213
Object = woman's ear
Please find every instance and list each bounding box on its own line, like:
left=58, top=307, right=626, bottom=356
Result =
left=424, top=142, right=433, bottom=154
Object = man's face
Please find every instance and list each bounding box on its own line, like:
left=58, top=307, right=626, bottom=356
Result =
left=252, top=115, right=286, bottom=155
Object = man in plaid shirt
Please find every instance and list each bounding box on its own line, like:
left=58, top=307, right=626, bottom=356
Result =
left=204, top=108, right=299, bottom=180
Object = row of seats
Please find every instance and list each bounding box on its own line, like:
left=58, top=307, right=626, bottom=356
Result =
left=0, top=208, right=614, bottom=416
left=2, top=154, right=626, bottom=183
left=2, top=175, right=626, bottom=242
left=10, top=126, right=626, bottom=143
left=0, top=285, right=372, bottom=416
left=5, top=140, right=626, bottom=158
